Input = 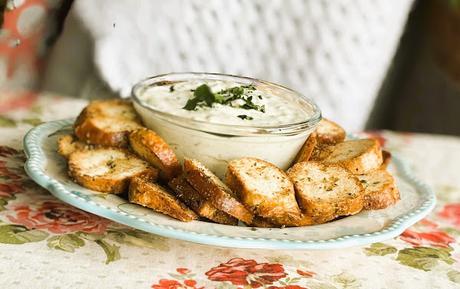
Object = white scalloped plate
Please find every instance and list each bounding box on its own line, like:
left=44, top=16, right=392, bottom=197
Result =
left=23, top=119, right=436, bottom=250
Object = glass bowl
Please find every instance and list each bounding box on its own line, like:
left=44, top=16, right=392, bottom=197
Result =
left=132, top=72, right=321, bottom=178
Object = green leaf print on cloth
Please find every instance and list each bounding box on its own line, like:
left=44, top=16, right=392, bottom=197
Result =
left=47, top=233, right=85, bottom=252
left=0, top=116, right=16, bottom=127
left=330, top=272, right=361, bottom=289
left=364, top=243, right=397, bottom=256
left=447, top=270, right=460, bottom=284
left=396, top=246, right=455, bottom=271
left=95, top=239, right=121, bottom=264
left=0, top=224, right=48, bottom=244
left=106, top=228, right=169, bottom=251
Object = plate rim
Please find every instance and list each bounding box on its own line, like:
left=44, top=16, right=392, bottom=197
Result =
left=23, top=119, right=437, bottom=250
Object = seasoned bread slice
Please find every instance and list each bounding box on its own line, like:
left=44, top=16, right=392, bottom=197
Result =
left=315, top=118, right=346, bottom=145
left=129, top=128, right=181, bottom=180
left=74, top=99, right=143, bottom=147
left=293, top=132, right=318, bottom=163
left=381, top=150, right=392, bottom=169
left=323, top=139, right=383, bottom=174
left=226, top=157, right=301, bottom=226
left=287, top=162, right=364, bottom=224
left=68, top=148, right=158, bottom=194
left=358, top=169, right=400, bottom=210
left=300, top=118, right=345, bottom=163
left=250, top=216, right=279, bottom=228
left=57, top=134, right=92, bottom=159
left=309, top=143, right=334, bottom=161
left=129, top=176, right=198, bottom=222
left=168, top=176, right=238, bottom=225
left=184, top=158, right=254, bottom=224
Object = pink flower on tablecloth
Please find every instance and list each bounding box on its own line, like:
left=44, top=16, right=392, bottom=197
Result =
left=0, top=91, right=39, bottom=113
left=151, top=278, right=204, bottom=289
left=176, top=268, right=191, bottom=274
left=0, top=183, right=23, bottom=198
left=418, top=218, right=438, bottom=229
left=152, top=279, right=183, bottom=289
left=267, top=285, right=308, bottom=289
left=0, top=147, right=27, bottom=199
left=7, top=201, right=111, bottom=234
left=400, top=229, right=455, bottom=248
left=205, top=258, right=287, bottom=288
left=296, top=269, right=315, bottom=277
left=438, top=204, right=460, bottom=229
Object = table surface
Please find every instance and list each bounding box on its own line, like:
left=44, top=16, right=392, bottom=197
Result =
left=1, top=92, right=460, bottom=289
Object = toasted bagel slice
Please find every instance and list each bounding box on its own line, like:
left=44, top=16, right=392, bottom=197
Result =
left=68, top=148, right=157, bottom=194
left=57, top=134, right=93, bottom=159
left=358, top=169, right=400, bottom=210
left=168, top=175, right=237, bottom=225
left=315, top=118, right=346, bottom=145
left=74, top=99, right=143, bottom=147
left=226, top=157, right=301, bottom=226
left=323, top=139, right=383, bottom=174
left=287, top=162, right=364, bottom=224
left=184, top=158, right=254, bottom=224
left=293, top=133, right=318, bottom=163
left=129, top=128, right=181, bottom=180
left=129, top=177, right=197, bottom=222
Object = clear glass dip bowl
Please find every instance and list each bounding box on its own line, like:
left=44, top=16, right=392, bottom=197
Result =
left=132, top=72, right=321, bottom=179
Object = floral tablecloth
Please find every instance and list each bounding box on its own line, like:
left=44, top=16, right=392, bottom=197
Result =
left=1, top=92, right=460, bottom=289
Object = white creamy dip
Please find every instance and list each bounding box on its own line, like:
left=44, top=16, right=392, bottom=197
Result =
left=133, top=74, right=320, bottom=179
left=138, top=80, right=308, bottom=126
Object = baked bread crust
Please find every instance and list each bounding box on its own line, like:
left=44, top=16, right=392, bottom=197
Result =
left=168, top=175, right=238, bottom=225
left=226, top=157, right=301, bottom=226
left=358, top=169, right=400, bottom=210
left=184, top=158, right=254, bottom=224
left=323, top=139, right=383, bottom=174
left=288, top=161, right=364, bottom=224
left=129, top=176, right=197, bottom=222
left=129, top=128, right=181, bottom=180
left=74, top=99, right=143, bottom=147
left=68, top=147, right=157, bottom=194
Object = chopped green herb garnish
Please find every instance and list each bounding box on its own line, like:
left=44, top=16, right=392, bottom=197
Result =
left=242, top=84, right=256, bottom=90
left=182, top=83, right=266, bottom=116
left=240, top=95, right=266, bottom=112
left=183, top=97, right=201, bottom=110
left=237, top=115, right=254, bottom=120
left=169, top=85, right=175, bottom=92
left=183, top=84, right=216, bottom=110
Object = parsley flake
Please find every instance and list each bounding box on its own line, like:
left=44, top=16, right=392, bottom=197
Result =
left=183, top=84, right=216, bottom=110
left=237, top=115, right=254, bottom=120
